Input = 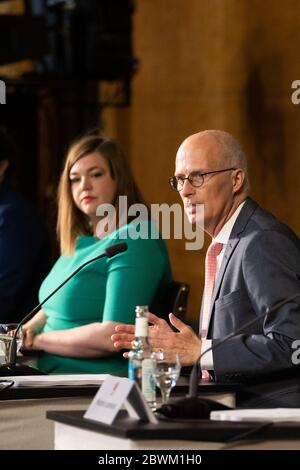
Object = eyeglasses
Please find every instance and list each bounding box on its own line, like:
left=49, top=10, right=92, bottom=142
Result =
left=169, top=168, right=236, bottom=192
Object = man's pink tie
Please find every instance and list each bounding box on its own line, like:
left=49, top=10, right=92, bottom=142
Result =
left=200, top=241, right=223, bottom=380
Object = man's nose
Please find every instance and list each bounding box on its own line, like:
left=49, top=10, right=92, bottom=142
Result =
left=181, top=178, right=195, bottom=197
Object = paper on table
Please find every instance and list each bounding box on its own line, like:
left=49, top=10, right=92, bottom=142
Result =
left=210, top=408, right=300, bottom=422
left=0, top=374, right=109, bottom=388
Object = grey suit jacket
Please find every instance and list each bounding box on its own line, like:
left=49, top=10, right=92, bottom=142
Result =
left=208, top=198, right=300, bottom=406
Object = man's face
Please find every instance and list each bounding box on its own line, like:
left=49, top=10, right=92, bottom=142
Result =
left=175, top=135, right=238, bottom=236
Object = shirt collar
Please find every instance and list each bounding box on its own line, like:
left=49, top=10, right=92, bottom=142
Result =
left=213, top=201, right=246, bottom=245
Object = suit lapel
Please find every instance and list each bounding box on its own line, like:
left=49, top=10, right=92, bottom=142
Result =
left=207, top=198, right=258, bottom=336
left=210, top=237, right=240, bottom=310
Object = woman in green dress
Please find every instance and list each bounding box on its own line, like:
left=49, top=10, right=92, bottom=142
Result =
left=22, top=134, right=172, bottom=374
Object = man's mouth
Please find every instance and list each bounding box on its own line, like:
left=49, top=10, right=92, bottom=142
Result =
left=185, top=203, right=197, bottom=213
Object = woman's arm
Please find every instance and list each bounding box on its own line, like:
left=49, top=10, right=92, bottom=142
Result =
left=28, top=232, right=170, bottom=359
left=22, top=309, right=47, bottom=348
left=30, top=321, right=118, bottom=357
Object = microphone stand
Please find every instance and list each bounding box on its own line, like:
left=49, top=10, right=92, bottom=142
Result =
left=0, top=242, right=128, bottom=376
left=157, top=290, right=300, bottom=419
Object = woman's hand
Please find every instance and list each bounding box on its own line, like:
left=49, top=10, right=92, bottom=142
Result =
left=21, top=309, right=47, bottom=349
left=21, top=327, right=37, bottom=349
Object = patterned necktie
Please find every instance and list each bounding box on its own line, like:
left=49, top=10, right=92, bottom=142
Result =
left=200, top=241, right=223, bottom=380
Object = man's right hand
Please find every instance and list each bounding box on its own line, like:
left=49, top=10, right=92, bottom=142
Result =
left=111, top=312, right=172, bottom=358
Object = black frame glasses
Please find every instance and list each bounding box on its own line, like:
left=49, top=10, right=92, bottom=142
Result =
left=169, top=168, right=236, bottom=192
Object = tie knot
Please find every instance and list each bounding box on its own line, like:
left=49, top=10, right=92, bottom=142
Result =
left=206, top=241, right=223, bottom=260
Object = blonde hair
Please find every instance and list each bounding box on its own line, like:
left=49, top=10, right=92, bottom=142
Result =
left=57, top=134, right=146, bottom=255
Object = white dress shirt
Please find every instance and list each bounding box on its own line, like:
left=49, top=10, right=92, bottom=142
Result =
left=200, top=201, right=246, bottom=370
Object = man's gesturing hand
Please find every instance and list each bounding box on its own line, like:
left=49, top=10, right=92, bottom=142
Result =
left=111, top=312, right=172, bottom=356
left=157, top=313, right=202, bottom=366
left=112, top=312, right=202, bottom=366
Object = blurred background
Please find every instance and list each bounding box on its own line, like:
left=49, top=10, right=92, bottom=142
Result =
left=1, top=0, right=299, bottom=324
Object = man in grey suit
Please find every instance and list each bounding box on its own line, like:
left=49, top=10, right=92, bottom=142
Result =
left=112, top=130, right=300, bottom=407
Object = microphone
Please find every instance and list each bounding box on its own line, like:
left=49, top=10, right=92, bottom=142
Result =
left=0, top=242, right=128, bottom=376
left=156, top=289, right=300, bottom=419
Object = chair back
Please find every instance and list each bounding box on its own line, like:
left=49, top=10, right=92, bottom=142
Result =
left=160, top=280, right=190, bottom=321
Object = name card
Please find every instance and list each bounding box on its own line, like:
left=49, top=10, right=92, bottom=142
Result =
left=84, top=375, right=158, bottom=425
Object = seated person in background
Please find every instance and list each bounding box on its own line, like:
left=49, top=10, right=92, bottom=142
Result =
left=0, top=127, right=50, bottom=323
left=112, top=129, right=300, bottom=408
left=22, top=133, right=172, bottom=375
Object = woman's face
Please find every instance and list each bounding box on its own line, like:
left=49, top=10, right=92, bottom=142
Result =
left=69, top=152, right=117, bottom=226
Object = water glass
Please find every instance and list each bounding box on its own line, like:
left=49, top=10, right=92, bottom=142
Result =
left=0, top=324, right=23, bottom=363
left=152, top=351, right=181, bottom=404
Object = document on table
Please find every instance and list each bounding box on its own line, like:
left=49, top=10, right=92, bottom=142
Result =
left=210, top=408, right=300, bottom=422
left=0, top=374, right=109, bottom=388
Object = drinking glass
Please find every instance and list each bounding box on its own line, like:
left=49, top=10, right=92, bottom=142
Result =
left=152, top=351, right=181, bottom=404
left=0, top=324, right=23, bottom=363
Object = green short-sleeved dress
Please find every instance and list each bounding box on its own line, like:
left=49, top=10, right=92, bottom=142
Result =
left=37, top=221, right=172, bottom=375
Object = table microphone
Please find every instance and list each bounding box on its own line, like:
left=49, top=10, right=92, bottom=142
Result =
left=156, top=288, right=300, bottom=419
left=0, top=242, right=128, bottom=376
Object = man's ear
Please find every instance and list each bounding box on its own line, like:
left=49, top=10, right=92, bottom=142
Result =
left=0, top=160, right=9, bottom=182
left=232, top=168, right=245, bottom=193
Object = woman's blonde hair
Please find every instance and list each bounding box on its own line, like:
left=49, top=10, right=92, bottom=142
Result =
left=57, top=133, right=147, bottom=255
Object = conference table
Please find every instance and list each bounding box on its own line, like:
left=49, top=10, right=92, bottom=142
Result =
left=47, top=408, right=300, bottom=450
left=2, top=378, right=300, bottom=450
left=0, top=379, right=237, bottom=450
left=0, top=385, right=97, bottom=450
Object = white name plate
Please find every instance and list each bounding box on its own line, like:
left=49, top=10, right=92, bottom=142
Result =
left=84, top=375, right=157, bottom=425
